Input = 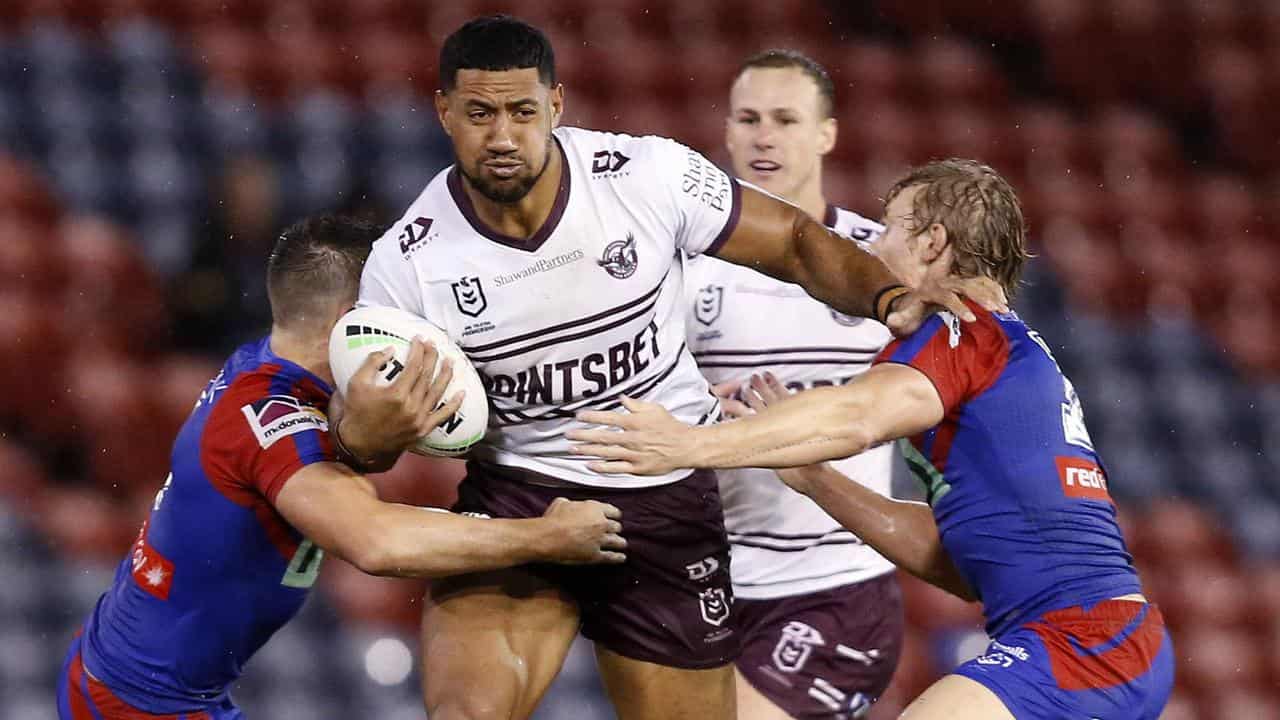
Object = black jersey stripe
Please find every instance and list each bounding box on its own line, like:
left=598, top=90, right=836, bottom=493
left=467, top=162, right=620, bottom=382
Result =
left=461, top=272, right=667, bottom=353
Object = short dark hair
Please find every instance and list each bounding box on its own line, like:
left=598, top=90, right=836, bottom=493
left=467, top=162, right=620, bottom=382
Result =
left=439, top=15, right=556, bottom=92
left=267, top=215, right=380, bottom=328
left=736, top=49, right=835, bottom=118
left=886, top=159, right=1030, bottom=298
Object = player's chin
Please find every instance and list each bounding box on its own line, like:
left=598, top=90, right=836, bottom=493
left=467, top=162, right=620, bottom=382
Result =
left=474, top=175, right=535, bottom=203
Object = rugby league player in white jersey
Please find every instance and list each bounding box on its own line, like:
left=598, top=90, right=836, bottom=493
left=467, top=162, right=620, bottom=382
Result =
left=685, top=50, right=905, bottom=720
left=347, top=16, right=1003, bottom=720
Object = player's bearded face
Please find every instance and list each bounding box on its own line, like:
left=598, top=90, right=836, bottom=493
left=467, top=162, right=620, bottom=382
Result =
left=439, top=68, right=562, bottom=204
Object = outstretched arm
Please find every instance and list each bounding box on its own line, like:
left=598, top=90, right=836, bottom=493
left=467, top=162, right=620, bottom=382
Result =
left=713, top=185, right=1006, bottom=334
left=570, top=363, right=944, bottom=475
left=730, top=373, right=973, bottom=601
left=274, top=463, right=626, bottom=578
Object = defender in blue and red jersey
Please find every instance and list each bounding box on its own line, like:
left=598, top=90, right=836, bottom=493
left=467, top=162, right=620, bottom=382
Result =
left=571, top=160, right=1173, bottom=719
left=57, top=215, right=627, bottom=720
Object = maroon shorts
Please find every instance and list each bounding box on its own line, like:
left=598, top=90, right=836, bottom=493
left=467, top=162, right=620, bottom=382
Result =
left=734, top=573, right=904, bottom=719
left=446, top=461, right=739, bottom=669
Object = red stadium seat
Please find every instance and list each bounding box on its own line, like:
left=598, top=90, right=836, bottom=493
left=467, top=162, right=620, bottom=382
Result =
left=59, top=216, right=168, bottom=354
left=1214, top=286, right=1280, bottom=378
left=353, top=29, right=433, bottom=99
left=153, top=355, right=222, bottom=438
left=912, top=38, right=1008, bottom=108
left=0, top=292, right=71, bottom=435
left=1014, top=103, right=1094, bottom=183
left=845, top=100, right=923, bottom=162
left=1134, top=499, right=1233, bottom=570
left=0, top=155, right=59, bottom=227
left=1194, top=174, right=1265, bottom=237
left=833, top=42, right=909, bottom=106
left=0, top=215, right=66, bottom=297
left=1176, top=623, right=1267, bottom=694
left=37, top=487, right=136, bottom=563
left=342, top=0, right=424, bottom=34
left=1161, top=559, right=1249, bottom=630
left=930, top=105, right=1020, bottom=176
left=1197, top=687, right=1280, bottom=720
left=190, top=25, right=273, bottom=98
left=65, top=348, right=172, bottom=496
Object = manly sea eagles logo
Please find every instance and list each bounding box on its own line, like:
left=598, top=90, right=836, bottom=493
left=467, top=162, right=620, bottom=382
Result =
left=598, top=233, right=638, bottom=279
left=699, top=587, right=730, bottom=627
left=771, top=620, right=825, bottom=673
left=694, top=285, right=724, bottom=326
left=451, top=276, right=487, bottom=317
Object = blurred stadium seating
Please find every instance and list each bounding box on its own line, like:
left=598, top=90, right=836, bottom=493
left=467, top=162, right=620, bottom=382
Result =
left=1, top=1, right=1278, bottom=718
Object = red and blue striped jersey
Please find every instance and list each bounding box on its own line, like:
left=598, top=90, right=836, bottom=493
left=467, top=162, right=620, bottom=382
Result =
left=79, top=337, right=334, bottom=714
left=875, top=304, right=1141, bottom=636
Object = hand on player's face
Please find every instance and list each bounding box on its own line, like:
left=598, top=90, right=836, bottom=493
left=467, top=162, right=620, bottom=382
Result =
left=876, top=186, right=1009, bottom=336
left=540, top=497, right=627, bottom=565
left=338, top=338, right=464, bottom=459
left=567, top=397, right=698, bottom=476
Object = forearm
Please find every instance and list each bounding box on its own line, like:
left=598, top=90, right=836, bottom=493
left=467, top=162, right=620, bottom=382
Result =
left=786, top=214, right=902, bottom=319
left=357, top=505, right=553, bottom=578
left=693, top=386, right=872, bottom=469
left=800, top=465, right=975, bottom=601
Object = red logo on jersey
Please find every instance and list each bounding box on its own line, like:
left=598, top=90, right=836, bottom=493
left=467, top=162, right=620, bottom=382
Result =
left=130, top=519, right=175, bottom=600
left=1055, top=457, right=1112, bottom=503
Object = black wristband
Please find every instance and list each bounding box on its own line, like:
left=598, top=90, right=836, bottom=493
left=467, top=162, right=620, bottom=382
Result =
left=872, top=283, right=909, bottom=324
left=332, top=418, right=374, bottom=468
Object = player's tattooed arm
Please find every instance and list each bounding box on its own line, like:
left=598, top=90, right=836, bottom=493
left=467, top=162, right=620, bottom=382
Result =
left=732, top=373, right=975, bottom=601
left=273, top=465, right=627, bottom=577
left=571, top=364, right=943, bottom=474
left=713, top=185, right=1007, bottom=335
left=331, top=339, right=464, bottom=472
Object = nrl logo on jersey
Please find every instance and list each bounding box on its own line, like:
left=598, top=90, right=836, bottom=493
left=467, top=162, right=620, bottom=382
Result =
left=694, top=285, right=724, bottom=326
left=772, top=621, right=825, bottom=673
left=598, top=233, right=638, bottom=279
left=451, top=276, right=488, bottom=317
left=698, top=587, right=730, bottom=627
left=241, top=395, right=328, bottom=449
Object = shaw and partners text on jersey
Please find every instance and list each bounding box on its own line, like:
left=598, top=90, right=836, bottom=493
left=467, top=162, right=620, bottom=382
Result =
left=492, top=249, right=587, bottom=287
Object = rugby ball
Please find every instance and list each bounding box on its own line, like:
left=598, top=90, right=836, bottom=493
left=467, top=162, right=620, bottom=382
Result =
left=328, top=306, right=488, bottom=457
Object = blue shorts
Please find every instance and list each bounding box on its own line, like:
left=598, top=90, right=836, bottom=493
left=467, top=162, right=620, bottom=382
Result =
left=57, top=632, right=244, bottom=720
left=952, top=600, right=1173, bottom=720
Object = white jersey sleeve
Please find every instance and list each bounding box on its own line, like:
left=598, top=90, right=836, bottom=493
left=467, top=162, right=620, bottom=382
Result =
left=358, top=199, right=437, bottom=321
left=637, top=138, right=742, bottom=257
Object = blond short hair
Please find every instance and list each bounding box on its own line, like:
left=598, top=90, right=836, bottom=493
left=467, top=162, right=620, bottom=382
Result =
left=886, top=159, right=1030, bottom=298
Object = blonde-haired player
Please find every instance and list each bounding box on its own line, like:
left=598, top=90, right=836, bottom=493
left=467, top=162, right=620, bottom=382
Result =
left=685, top=50, right=903, bottom=720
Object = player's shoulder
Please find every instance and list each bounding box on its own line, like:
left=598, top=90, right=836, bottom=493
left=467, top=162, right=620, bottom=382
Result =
left=557, top=126, right=691, bottom=178
left=827, top=205, right=884, bottom=245
left=205, top=343, right=330, bottom=451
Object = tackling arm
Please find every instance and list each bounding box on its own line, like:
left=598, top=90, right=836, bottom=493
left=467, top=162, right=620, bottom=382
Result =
left=273, top=462, right=625, bottom=577
left=781, top=463, right=975, bottom=601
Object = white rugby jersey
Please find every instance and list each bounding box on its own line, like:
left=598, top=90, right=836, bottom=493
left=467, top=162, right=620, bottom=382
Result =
left=359, top=126, right=739, bottom=488
left=685, top=205, right=902, bottom=598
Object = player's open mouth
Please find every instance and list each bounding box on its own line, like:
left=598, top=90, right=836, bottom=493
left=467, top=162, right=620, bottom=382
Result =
left=749, top=160, right=781, bottom=173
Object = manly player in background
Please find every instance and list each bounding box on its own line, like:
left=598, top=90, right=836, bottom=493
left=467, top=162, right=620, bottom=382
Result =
left=350, top=16, right=1005, bottom=720
left=684, top=50, right=903, bottom=720
left=57, top=215, right=626, bottom=720
left=573, top=160, right=1174, bottom=720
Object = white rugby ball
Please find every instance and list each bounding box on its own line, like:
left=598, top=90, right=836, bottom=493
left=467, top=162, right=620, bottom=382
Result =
left=329, top=306, right=488, bottom=457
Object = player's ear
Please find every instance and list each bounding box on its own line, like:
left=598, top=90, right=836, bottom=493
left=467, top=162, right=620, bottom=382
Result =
left=817, top=117, right=837, bottom=156
left=549, top=83, right=564, bottom=128
left=920, top=222, right=950, bottom=262
left=434, top=90, right=452, bottom=137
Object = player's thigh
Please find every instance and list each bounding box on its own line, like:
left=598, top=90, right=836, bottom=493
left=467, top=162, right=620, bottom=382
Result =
left=594, top=644, right=736, bottom=720
left=898, top=675, right=1015, bottom=720
left=422, top=568, right=581, bottom=720
left=734, top=667, right=793, bottom=720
